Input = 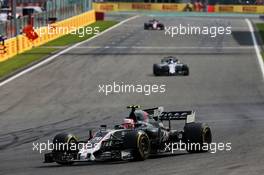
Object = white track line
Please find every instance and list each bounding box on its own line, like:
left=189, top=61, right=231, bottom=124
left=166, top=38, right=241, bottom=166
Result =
left=41, top=46, right=254, bottom=50
left=245, top=18, right=264, bottom=81
left=0, top=15, right=139, bottom=88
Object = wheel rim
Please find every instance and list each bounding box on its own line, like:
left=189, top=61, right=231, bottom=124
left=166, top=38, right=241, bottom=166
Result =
left=139, top=136, right=150, bottom=156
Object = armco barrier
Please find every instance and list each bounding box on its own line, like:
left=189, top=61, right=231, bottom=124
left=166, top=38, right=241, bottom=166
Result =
left=0, top=10, right=96, bottom=62
left=93, top=3, right=189, bottom=12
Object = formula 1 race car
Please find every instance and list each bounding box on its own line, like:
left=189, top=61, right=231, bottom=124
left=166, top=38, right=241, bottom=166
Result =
left=153, top=56, right=189, bottom=76
left=144, top=19, right=164, bottom=30
left=44, top=105, right=212, bottom=165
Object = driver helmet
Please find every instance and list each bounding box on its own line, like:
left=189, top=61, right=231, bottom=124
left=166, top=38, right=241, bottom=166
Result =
left=152, top=19, right=158, bottom=23
left=168, top=58, right=174, bottom=64
left=122, top=118, right=135, bottom=129
left=134, top=110, right=149, bottom=123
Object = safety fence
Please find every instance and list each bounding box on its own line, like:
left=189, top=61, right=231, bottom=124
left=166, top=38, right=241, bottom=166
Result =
left=92, top=2, right=264, bottom=13
left=0, top=1, right=90, bottom=39
left=0, top=10, right=95, bottom=62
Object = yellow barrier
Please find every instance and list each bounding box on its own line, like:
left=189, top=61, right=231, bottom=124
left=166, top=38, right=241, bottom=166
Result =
left=93, top=3, right=119, bottom=12
left=0, top=10, right=96, bottom=62
left=215, top=5, right=264, bottom=13
left=93, top=2, right=189, bottom=12
left=93, top=2, right=264, bottom=14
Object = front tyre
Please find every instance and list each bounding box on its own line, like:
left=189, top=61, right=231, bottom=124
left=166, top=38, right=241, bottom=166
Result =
left=124, top=131, right=150, bottom=161
left=153, top=64, right=161, bottom=76
left=144, top=24, right=148, bottom=30
left=135, top=133, right=150, bottom=160
left=52, top=133, right=79, bottom=165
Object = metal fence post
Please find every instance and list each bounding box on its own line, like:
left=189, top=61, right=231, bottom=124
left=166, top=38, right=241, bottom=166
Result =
left=11, top=0, right=20, bottom=54
left=11, top=0, right=19, bottom=36
left=89, top=0, right=92, bottom=10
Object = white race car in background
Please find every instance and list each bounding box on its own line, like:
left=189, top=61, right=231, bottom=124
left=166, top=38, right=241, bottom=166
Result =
left=153, top=56, right=189, bottom=76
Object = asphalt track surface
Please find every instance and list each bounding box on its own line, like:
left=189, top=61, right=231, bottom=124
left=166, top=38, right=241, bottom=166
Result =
left=0, top=15, right=264, bottom=175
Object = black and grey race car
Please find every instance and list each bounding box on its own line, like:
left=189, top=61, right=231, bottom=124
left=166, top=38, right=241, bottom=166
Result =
left=44, top=105, right=212, bottom=165
left=153, top=56, right=189, bottom=76
left=144, top=19, right=164, bottom=30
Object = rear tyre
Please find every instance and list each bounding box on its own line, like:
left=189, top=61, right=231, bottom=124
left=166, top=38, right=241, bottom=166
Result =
left=144, top=24, right=148, bottom=30
left=183, top=65, right=189, bottom=76
left=183, top=123, right=212, bottom=153
left=124, top=131, right=150, bottom=161
left=52, top=133, right=79, bottom=165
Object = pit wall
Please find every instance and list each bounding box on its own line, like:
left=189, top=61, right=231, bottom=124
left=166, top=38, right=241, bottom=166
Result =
left=0, top=10, right=96, bottom=62
left=92, top=2, right=264, bottom=14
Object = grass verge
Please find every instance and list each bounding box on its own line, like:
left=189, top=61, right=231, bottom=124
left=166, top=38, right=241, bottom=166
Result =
left=0, top=21, right=118, bottom=79
left=256, top=23, right=264, bottom=60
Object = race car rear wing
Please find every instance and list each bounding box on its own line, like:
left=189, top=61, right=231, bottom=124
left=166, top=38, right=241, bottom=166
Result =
left=159, top=111, right=195, bottom=124
left=144, top=107, right=195, bottom=128
left=160, top=110, right=195, bottom=130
